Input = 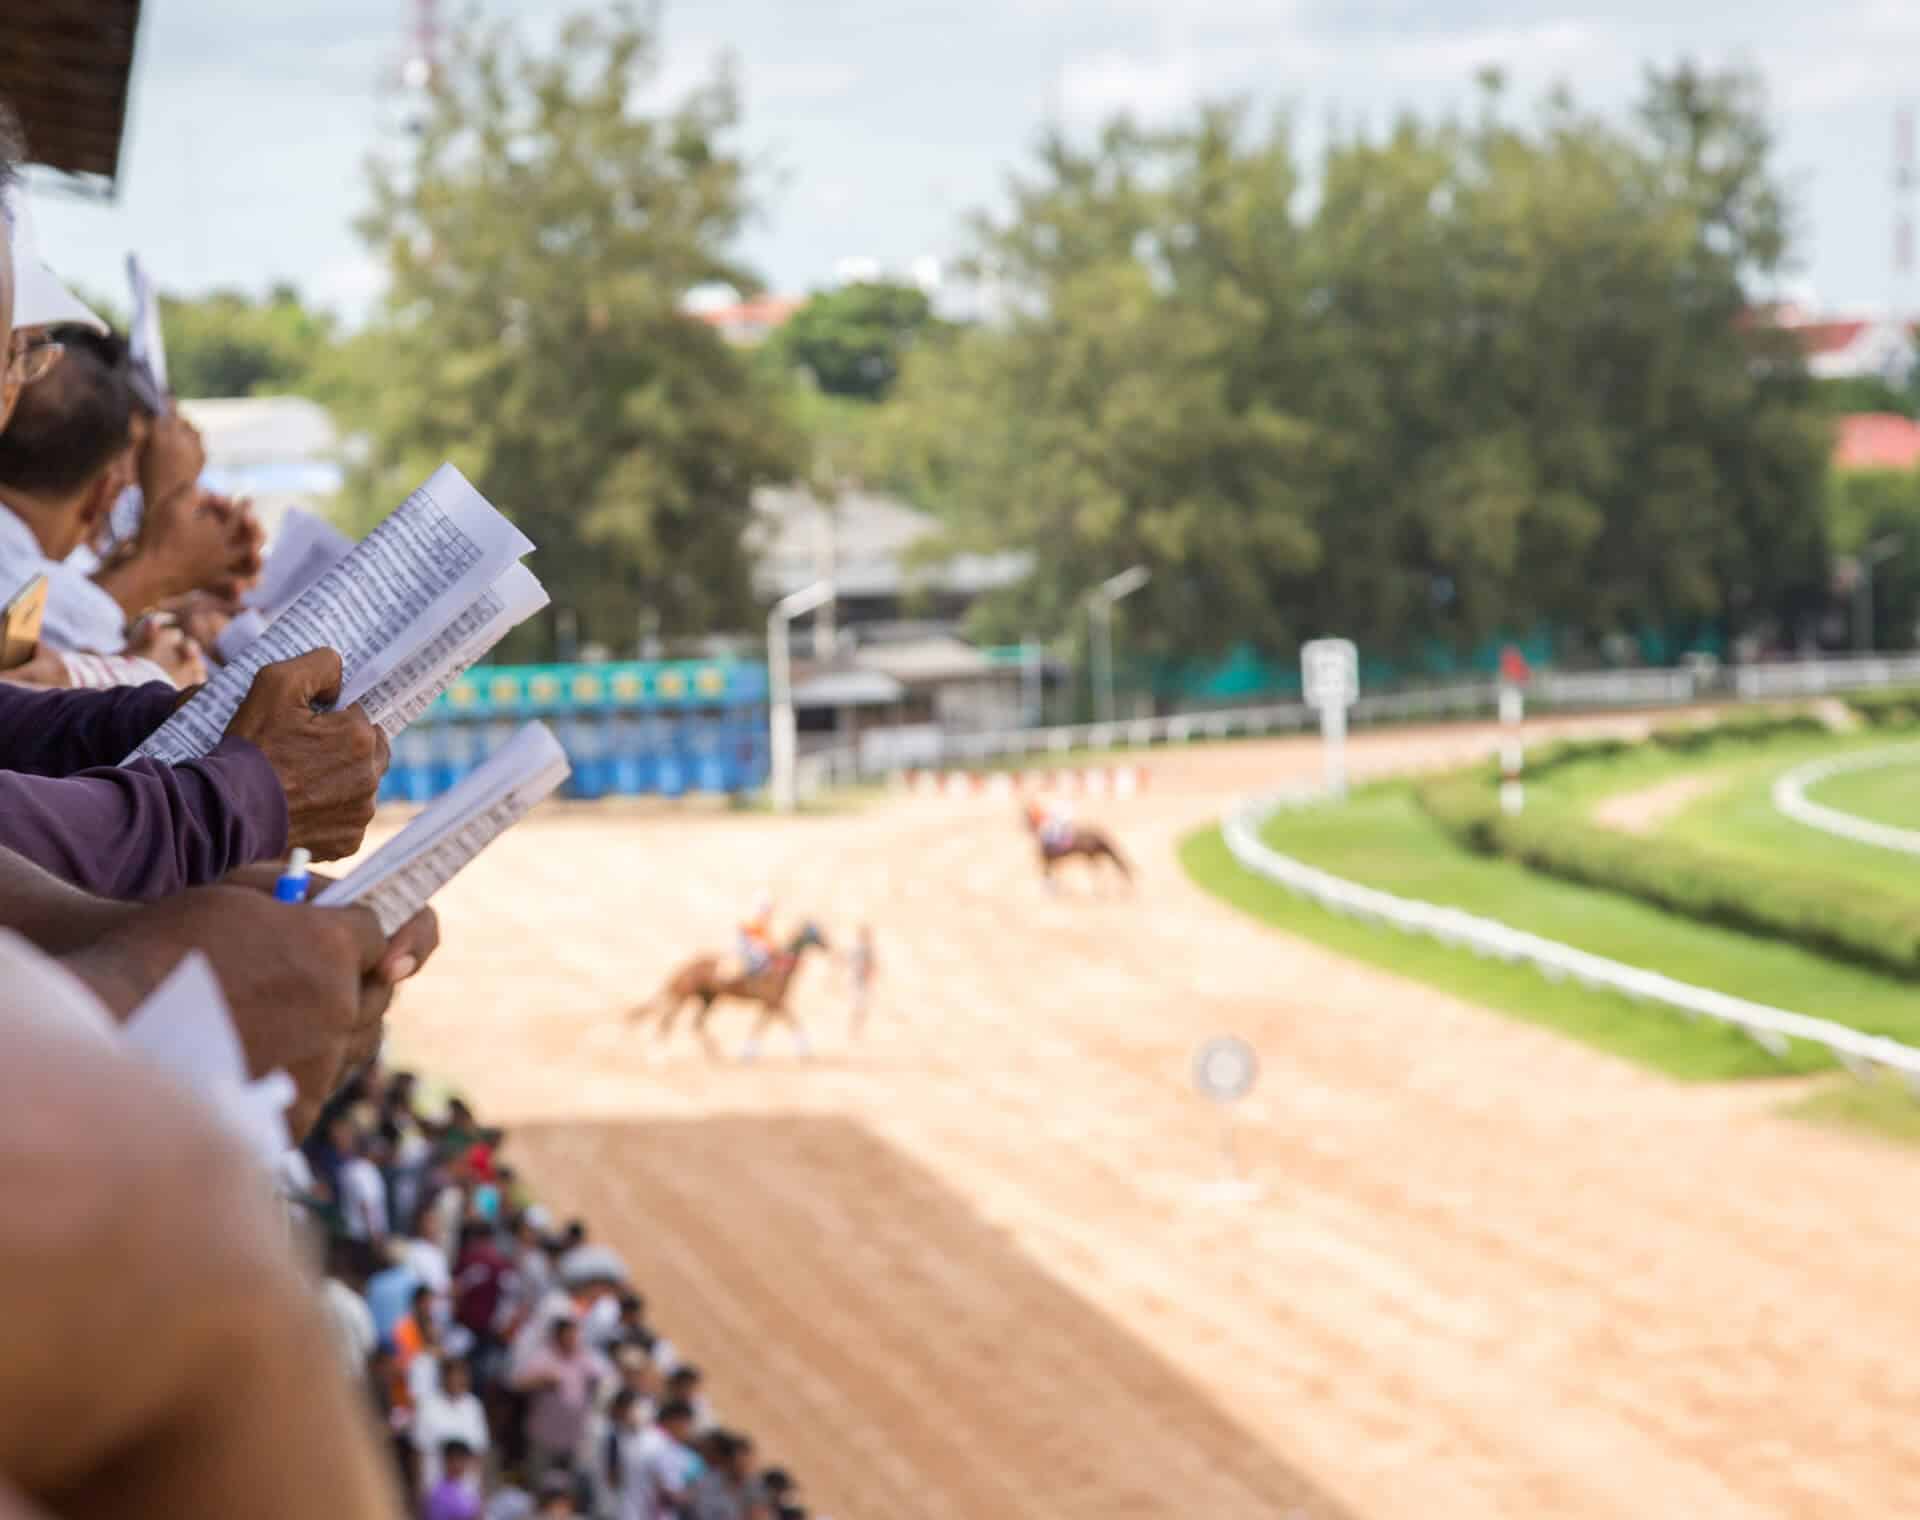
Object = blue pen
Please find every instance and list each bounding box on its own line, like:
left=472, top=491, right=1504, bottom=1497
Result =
left=274, top=847, right=313, bottom=903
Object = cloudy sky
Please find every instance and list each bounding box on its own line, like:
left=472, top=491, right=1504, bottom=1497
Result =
left=26, top=0, right=1920, bottom=322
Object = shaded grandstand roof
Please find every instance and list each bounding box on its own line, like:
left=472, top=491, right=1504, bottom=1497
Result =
left=749, top=484, right=1030, bottom=601
left=3, top=2, right=143, bottom=189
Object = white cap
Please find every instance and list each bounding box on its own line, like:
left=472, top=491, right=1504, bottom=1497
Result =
left=2, top=189, right=108, bottom=334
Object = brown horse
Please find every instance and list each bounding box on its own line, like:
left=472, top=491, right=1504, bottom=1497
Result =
left=629, top=922, right=831, bottom=1060
left=1021, top=803, right=1133, bottom=891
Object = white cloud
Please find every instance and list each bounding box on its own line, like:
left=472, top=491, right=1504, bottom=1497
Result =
left=1059, top=50, right=1203, bottom=124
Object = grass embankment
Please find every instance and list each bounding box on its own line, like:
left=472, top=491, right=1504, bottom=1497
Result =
left=1180, top=806, right=1814, bottom=1081
left=1418, top=725, right=1920, bottom=987
left=1804, top=755, right=1920, bottom=834
left=1182, top=719, right=1920, bottom=1144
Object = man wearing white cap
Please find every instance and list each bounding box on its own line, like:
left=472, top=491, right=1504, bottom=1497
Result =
left=0, top=186, right=242, bottom=667
left=3, top=187, right=108, bottom=339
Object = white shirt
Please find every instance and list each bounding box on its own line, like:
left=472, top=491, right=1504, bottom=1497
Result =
left=485, top=1489, right=535, bottom=1520
left=619, top=1425, right=695, bottom=1520
left=339, top=1156, right=389, bottom=1242
left=321, top=1278, right=377, bottom=1380
left=412, top=1388, right=489, bottom=1490
left=401, top=1235, right=452, bottom=1296
left=0, top=503, right=127, bottom=653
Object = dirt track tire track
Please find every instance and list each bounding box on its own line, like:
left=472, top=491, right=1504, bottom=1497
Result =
left=387, top=716, right=1920, bottom=1520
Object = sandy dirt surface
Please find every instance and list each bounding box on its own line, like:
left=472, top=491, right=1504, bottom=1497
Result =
left=385, top=711, right=1920, bottom=1520
left=1590, top=772, right=1728, bottom=835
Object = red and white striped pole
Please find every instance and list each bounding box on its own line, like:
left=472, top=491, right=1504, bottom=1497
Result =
left=1498, top=646, right=1529, bottom=815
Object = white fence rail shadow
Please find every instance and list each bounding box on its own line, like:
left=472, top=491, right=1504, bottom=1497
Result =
left=1220, top=791, right=1920, bottom=1096
left=1772, top=745, right=1920, bottom=855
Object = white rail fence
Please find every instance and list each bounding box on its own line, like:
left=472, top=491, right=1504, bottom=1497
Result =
left=1772, top=744, right=1920, bottom=856
left=1734, top=654, right=1920, bottom=700
left=799, top=650, right=1920, bottom=794
left=1220, top=791, right=1920, bottom=1095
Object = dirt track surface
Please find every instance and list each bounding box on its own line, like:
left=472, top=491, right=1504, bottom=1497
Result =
left=386, top=713, right=1920, bottom=1520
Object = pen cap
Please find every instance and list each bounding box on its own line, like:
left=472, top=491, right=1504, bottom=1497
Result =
left=274, top=847, right=314, bottom=903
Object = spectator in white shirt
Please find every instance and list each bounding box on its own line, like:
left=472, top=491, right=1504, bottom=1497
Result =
left=618, top=1400, right=698, bottom=1520
left=319, top=1236, right=379, bottom=1382
left=339, top=1126, right=392, bottom=1248
left=412, top=1354, right=489, bottom=1494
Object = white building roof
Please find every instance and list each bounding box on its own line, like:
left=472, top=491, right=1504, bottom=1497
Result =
left=749, top=484, right=1029, bottom=600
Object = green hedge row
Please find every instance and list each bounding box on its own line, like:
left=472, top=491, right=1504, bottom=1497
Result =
left=1416, top=766, right=1920, bottom=981
left=1845, top=688, right=1920, bottom=727
left=1520, top=710, right=1826, bottom=783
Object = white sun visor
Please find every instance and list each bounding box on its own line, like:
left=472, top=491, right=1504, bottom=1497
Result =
left=3, top=190, right=108, bottom=334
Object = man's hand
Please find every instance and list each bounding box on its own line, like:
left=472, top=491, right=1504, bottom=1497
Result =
left=197, top=492, right=264, bottom=600
left=223, top=649, right=389, bottom=861
left=126, top=618, right=207, bottom=688
left=137, top=408, right=205, bottom=511
left=139, top=487, right=259, bottom=604
left=222, top=860, right=441, bottom=987
left=159, top=590, right=241, bottom=664
left=57, top=886, right=393, bottom=1139
left=0, top=646, right=70, bottom=689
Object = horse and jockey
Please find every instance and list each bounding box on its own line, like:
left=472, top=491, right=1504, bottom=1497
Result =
left=1022, top=797, right=1133, bottom=891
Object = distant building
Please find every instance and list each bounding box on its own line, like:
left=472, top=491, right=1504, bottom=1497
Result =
left=748, top=484, right=1044, bottom=760
left=178, top=395, right=344, bottom=540
left=1751, top=306, right=1918, bottom=385
left=1834, top=412, right=1920, bottom=472
left=690, top=295, right=804, bottom=346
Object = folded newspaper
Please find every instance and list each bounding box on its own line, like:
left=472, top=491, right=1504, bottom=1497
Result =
left=130, top=464, right=549, bottom=761
left=121, top=950, right=295, bottom=1170
left=314, top=721, right=571, bottom=934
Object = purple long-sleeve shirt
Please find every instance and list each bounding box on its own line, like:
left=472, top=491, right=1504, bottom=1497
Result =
left=0, top=680, right=288, bottom=899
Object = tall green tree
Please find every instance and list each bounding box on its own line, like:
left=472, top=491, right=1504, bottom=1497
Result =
left=763, top=280, right=939, bottom=401
left=340, top=4, right=797, bottom=649
left=160, top=284, right=339, bottom=399
left=882, top=67, right=1829, bottom=668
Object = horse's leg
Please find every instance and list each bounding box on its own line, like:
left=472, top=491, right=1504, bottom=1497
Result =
left=692, top=996, right=723, bottom=1060
left=740, top=1003, right=776, bottom=1063
left=782, top=1004, right=812, bottom=1061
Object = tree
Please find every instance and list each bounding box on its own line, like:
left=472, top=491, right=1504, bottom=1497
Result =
left=338, top=4, right=797, bottom=650
left=881, top=67, right=1828, bottom=670
left=160, top=285, right=339, bottom=399
left=762, top=280, right=939, bottom=402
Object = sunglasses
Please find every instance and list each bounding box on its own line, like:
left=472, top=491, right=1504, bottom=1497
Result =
left=4, top=334, right=64, bottom=389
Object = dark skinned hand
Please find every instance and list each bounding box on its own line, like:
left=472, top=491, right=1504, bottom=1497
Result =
left=222, top=649, right=389, bottom=861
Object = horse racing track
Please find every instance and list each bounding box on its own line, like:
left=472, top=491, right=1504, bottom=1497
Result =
left=385, top=717, right=1920, bottom=1520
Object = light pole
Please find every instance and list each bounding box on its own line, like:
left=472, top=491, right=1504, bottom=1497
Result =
left=1088, top=566, right=1151, bottom=726
left=768, top=580, right=835, bottom=814
left=1855, top=534, right=1903, bottom=653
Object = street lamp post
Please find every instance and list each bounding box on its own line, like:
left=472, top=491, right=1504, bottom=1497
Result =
left=1855, top=534, right=1904, bottom=654
left=1088, top=566, right=1151, bottom=727
left=768, top=580, right=835, bottom=814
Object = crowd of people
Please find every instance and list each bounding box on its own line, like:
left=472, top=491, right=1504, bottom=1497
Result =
left=300, top=1069, right=812, bottom=1520
left=0, top=96, right=790, bottom=1520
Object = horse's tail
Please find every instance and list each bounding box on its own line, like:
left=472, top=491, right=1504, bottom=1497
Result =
left=1100, top=834, right=1134, bottom=881
left=630, top=963, right=695, bottom=1024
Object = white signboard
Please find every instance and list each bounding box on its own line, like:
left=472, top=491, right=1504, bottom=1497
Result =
left=1301, top=638, right=1358, bottom=710
left=1301, top=637, right=1358, bottom=798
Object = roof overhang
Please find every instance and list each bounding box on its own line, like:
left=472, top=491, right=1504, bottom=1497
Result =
left=4, top=2, right=144, bottom=196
